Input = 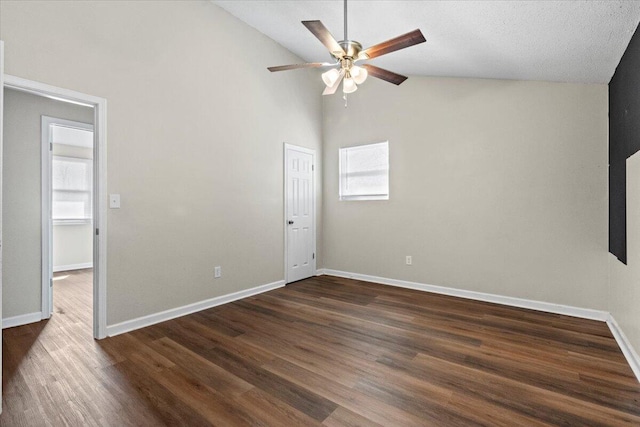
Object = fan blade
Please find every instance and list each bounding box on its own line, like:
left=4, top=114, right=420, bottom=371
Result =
left=362, top=64, right=408, bottom=85
left=323, top=70, right=345, bottom=95
left=268, top=62, right=332, bottom=72
left=359, top=29, right=426, bottom=60
left=302, top=20, right=346, bottom=57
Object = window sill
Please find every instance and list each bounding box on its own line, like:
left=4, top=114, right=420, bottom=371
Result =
left=53, top=219, right=93, bottom=226
left=339, top=195, right=389, bottom=201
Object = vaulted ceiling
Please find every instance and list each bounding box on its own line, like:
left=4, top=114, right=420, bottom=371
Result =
left=213, top=0, right=640, bottom=84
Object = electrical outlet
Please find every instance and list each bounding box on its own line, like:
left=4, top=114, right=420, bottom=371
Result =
left=109, top=194, right=121, bottom=209
left=214, top=266, right=222, bottom=278
left=406, top=256, right=412, bottom=265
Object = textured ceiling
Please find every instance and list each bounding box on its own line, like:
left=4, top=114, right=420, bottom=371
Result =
left=213, top=0, right=640, bottom=84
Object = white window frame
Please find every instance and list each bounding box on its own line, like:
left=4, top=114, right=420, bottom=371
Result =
left=52, top=154, right=93, bottom=225
left=339, top=141, right=389, bottom=201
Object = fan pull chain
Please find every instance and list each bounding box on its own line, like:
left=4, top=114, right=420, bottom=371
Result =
left=343, top=93, right=348, bottom=108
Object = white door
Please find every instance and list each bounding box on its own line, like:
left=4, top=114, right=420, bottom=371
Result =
left=1, top=39, right=5, bottom=413
left=285, top=144, right=315, bottom=283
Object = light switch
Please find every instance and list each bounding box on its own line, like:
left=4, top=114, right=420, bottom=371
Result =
left=109, top=194, right=121, bottom=209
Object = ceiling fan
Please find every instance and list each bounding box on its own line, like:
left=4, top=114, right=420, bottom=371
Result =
left=268, top=0, right=426, bottom=97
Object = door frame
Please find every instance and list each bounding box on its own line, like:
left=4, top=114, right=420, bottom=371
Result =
left=283, top=143, right=316, bottom=284
left=4, top=74, right=108, bottom=339
left=41, top=116, right=94, bottom=320
left=1, top=39, right=5, bottom=414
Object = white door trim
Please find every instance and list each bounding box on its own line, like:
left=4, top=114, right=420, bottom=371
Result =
left=1, top=39, right=5, bottom=414
left=4, top=74, right=108, bottom=339
left=283, top=143, right=316, bottom=284
left=41, top=116, right=94, bottom=320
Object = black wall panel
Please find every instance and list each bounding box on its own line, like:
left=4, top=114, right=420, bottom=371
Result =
left=609, top=23, right=640, bottom=264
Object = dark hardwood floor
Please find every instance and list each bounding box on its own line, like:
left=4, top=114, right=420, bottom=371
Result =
left=2, top=272, right=639, bottom=426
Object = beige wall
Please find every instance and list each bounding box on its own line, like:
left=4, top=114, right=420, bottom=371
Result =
left=609, top=153, right=640, bottom=358
left=323, top=77, right=609, bottom=310
left=1, top=1, right=323, bottom=325
left=53, top=223, right=93, bottom=270
left=2, top=1, right=614, bottom=332
left=2, top=88, right=94, bottom=319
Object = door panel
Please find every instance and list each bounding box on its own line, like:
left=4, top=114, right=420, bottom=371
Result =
left=285, top=145, right=315, bottom=283
left=1, top=39, right=5, bottom=413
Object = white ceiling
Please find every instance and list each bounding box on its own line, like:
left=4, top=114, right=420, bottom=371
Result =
left=213, top=0, right=640, bottom=84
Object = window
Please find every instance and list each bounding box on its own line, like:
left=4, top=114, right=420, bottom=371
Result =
left=52, top=156, right=92, bottom=223
left=339, top=141, right=389, bottom=201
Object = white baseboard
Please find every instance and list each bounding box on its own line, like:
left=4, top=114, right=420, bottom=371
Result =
left=53, top=262, right=93, bottom=272
left=106, top=279, right=285, bottom=337
left=315, top=268, right=326, bottom=276
left=607, top=314, right=640, bottom=382
left=322, top=269, right=609, bottom=321
left=2, top=311, right=43, bottom=329
left=321, top=269, right=640, bottom=382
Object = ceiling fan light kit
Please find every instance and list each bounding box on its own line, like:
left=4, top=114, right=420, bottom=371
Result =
left=268, top=0, right=426, bottom=102
left=343, top=75, right=358, bottom=94
left=322, top=68, right=341, bottom=87
left=351, top=66, right=368, bottom=85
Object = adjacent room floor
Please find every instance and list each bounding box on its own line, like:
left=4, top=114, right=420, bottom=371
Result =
left=2, top=274, right=639, bottom=426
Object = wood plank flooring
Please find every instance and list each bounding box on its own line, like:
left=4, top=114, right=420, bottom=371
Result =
left=2, top=272, right=639, bottom=426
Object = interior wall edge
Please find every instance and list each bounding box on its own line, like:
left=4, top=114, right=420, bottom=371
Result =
left=53, top=263, right=93, bottom=273
left=2, top=311, right=42, bottom=329
left=105, top=278, right=285, bottom=337
left=607, top=313, right=640, bottom=382
left=320, top=269, right=640, bottom=382
left=321, top=269, right=609, bottom=321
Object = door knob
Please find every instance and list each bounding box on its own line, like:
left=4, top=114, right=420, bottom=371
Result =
left=288, top=220, right=294, bottom=225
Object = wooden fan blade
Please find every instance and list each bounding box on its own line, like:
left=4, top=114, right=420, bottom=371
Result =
left=362, top=64, right=408, bottom=85
left=359, top=29, right=426, bottom=60
left=268, top=62, right=331, bottom=72
left=302, top=20, right=346, bottom=57
left=323, top=70, right=345, bottom=95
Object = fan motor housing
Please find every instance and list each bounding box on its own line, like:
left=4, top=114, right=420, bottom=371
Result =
left=335, top=40, right=363, bottom=60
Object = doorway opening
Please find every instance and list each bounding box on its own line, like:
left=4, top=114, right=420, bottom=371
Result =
left=3, top=75, right=107, bottom=339
left=42, top=117, right=94, bottom=326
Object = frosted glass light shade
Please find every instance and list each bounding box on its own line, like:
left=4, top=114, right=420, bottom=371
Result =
left=343, top=77, right=358, bottom=93
left=351, top=66, right=368, bottom=85
left=322, top=68, right=341, bottom=87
